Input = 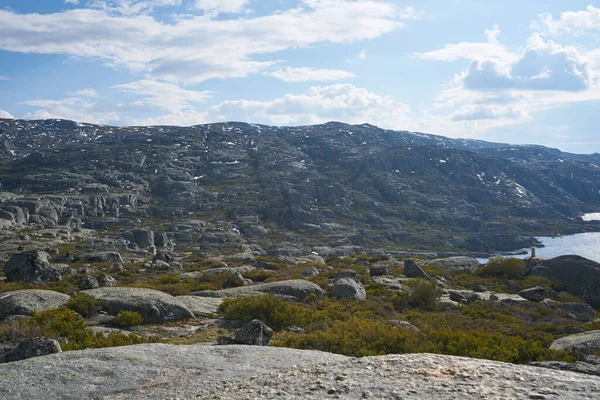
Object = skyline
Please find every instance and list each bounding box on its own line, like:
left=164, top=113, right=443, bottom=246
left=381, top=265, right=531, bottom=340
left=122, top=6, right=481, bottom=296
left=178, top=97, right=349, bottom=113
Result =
left=0, top=1, right=599, bottom=153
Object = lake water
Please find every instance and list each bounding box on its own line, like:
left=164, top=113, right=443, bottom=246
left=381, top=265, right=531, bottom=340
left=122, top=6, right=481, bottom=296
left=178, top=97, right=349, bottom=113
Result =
left=478, top=213, right=600, bottom=263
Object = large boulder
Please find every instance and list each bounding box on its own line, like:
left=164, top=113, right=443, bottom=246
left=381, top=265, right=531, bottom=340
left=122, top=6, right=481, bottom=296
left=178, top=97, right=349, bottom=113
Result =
left=426, top=257, right=481, bottom=273
left=370, top=263, right=391, bottom=277
left=531, top=256, right=600, bottom=307
left=403, top=259, right=429, bottom=279
left=550, top=330, right=600, bottom=355
left=0, top=290, right=70, bottom=320
left=234, top=320, right=274, bottom=346
left=330, top=278, right=366, bottom=301
left=519, top=286, right=548, bottom=302
left=0, top=289, right=70, bottom=320
left=192, top=279, right=325, bottom=301
left=132, top=229, right=154, bottom=248
left=560, top=302, right=597, bottom=321
left=4, top=251, right=62, bottom=282
left=3, top=338, right=61, bottom=363
left=80, top=287, right=195, bottom=324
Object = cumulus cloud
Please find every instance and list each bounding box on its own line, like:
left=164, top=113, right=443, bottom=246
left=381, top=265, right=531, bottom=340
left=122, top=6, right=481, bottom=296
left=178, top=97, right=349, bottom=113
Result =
left=194, top=0, right=248, bottom=14
left=535, top=5, right=600, bottom=36
left=0, top=1, right=409, bottom=84
left=450, top=105, right=527, bottom=121
left=266, top=67, right=356, bottom=82
left=414, top=25, right=513, bottom=62
left=67, top=88, right=99, bottom=97
left=65, top=0, right=80, bottom=4
left=462, top=35, right=590, bottom=92
left=87, top=0, right=182, bottom=15
left=0, top=110, right=14, bottom=119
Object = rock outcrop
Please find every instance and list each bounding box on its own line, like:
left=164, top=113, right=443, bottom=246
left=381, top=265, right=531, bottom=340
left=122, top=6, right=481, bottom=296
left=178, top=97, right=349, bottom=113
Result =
left=550, top=330, right=600, bottom=355
left=531, top=256, right=600, bottom=307
left=0, top=344, right=598, bottom=399
left=0, top=290, right=70, bottom=320
left=81, top=287, right=195, bottom=324
left=192, top=279, right=325, bottom=301
left=3, top=338, right=61, bottom=363
left=4, top=251, right=62, bottom=283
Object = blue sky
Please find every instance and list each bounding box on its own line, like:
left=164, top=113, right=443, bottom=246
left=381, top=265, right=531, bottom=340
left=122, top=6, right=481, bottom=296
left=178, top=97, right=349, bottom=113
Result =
left=0, top=1, right=599, bottom=153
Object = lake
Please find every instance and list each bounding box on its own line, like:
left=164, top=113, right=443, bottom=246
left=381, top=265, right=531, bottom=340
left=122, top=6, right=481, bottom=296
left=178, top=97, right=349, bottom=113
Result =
left=478, top=213, right=600, bottom=263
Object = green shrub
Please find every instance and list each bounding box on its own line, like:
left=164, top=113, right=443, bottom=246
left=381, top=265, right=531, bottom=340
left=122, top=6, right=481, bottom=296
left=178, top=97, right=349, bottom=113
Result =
left=393, top=279, right=441, bottom=311
left=65, top=293, right=103, bottom=317
left=557, top=292, right=587, bottom=304
left=480, top=257, right=525, bottom=279
left=116, top=311, right=144, bottom=327
left=220, top=295, right=310, bottom=331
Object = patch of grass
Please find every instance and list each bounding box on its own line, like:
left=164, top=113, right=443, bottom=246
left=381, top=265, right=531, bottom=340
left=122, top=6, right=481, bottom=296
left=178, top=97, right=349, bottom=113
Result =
left=116, top=311, right=144, bottom=327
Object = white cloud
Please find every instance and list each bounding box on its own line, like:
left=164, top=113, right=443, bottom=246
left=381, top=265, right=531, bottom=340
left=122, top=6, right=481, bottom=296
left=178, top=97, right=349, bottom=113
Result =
left=125, top=83, right=412, bottom=127
left=65, top=0, right=80, bottom=4
left=87, top=0, right=182, bottom=15
left=450, top=104, right=527, bottom=121
left=67, top=88, right=99, bottom=97
left=0, top=1, right=409, bottom=84
left=0, top=110, right=14, bottom=119
left=194, top=0, right=248, bottom=14
left=461, top=34, right=590, bottom=92
left=112, top=79, right=212, bottom=111
left=536, top=5, right=600, bottom=36
left=266, top=67, right=355, bottom=82
left=359, top=49, right=367, bottom=60
left=485, top=25, right=501, bottom=44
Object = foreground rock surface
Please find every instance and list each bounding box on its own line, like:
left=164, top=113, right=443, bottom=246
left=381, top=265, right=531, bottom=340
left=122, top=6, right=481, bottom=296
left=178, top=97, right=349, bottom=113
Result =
left=81, top=287, right=195, bottom=324
left=0, top=344, right=598, bottom=399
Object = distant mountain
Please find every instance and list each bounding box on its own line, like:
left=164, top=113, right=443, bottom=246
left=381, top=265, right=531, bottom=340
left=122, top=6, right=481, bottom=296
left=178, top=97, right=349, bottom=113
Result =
left=1, top=118, right=599, bottom=256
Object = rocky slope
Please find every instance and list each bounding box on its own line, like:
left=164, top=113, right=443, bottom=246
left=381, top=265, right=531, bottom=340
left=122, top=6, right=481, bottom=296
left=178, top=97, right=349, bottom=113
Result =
left=0, top=344, right=598, bottom=399
left=1, top=118, right=600, bottom=258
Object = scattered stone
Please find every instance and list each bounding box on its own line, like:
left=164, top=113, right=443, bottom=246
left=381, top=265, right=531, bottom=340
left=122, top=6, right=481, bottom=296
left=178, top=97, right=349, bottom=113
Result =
left=449, top=291, right=468, bottom=304
left=153, top=251, right=174, bottom=264
left=390, top=320, right=420, bottom=332
left=3, top=338, right=61, bottom=363
left=234, top=320, right=274, bottom=346
left=403, top=259, right=429, bottom=279
left=112, top=263, right=124, bottom=272
left=519, top=286, right=548, bottom=302
left=330, top=277, right=366, bottom=301
left=97, top=274, right=118, bottom=287
left=369, top=263, right=391, bottom=277
left=559, top=302, right=597, bottom=321
left=80, top=287, right=195, bottom=324
left=77, top=275, right=99, bottom=290
left=473, top=285, right=488, bottom=293
left=0, top=290, right=70, bottom=320
left=225, top=271, right=247, bottom=288
left=301, top=266, right=320, bottom=278
left=4, top=251, right=62, bottom=283
left=149, top=260, right=170, bottom=271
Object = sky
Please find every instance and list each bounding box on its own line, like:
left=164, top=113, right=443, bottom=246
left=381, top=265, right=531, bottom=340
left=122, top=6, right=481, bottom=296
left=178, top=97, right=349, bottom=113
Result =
left=0, top=1, right=599, bottom=154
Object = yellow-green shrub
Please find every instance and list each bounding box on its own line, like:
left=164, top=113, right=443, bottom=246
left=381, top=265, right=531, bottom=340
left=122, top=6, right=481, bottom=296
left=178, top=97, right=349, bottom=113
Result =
left=65, top=293, right=103, bottom=317
left=220, top=295, right=311, bottom=331
left=116, top=311, right=144, bottom=327
left=480, top=257, right=525, bottom=279
left=393, top=279, right=441, bottom=311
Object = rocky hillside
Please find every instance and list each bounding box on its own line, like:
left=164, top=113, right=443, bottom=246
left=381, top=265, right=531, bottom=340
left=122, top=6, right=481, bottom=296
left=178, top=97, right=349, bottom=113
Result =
left=1, top=118, right=600, bottom=257
left=0, top=344, right=598, bottom=399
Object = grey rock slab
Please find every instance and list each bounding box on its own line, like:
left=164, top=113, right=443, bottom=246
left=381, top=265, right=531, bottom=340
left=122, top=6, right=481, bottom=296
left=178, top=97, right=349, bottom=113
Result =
left=519, top=286, right=549, bottom=302
left=550, top=330, right=600, bottom=355
left=81, top=287, right=195, bottom=324
left=0, top=290, right=70, bottom=320
left=192, top=279, right=325, bottom=301
left=177, top=266, right=255, bottom=280
left=0, top=345, right=598, bottom=399
left=425, top=256, right=481, bottom=273
left=403, top=259, right=430, bottom=279
left=175, top=296, right=223, bottom=317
